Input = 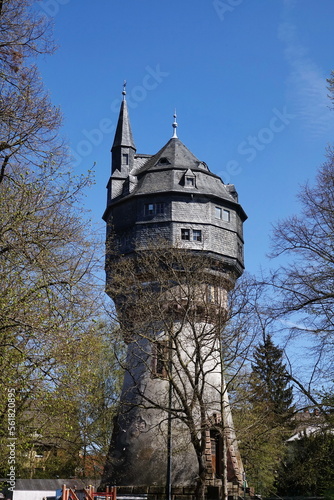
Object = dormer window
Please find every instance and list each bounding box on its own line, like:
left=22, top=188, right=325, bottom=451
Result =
left=183, top=169, right=196, bottom=188
left=159, top=157, right=170, bottom=165
left=156, top=157, right=171, bottom=167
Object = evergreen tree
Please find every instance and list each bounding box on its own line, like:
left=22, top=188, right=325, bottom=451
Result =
left=251, top=334, right=294, bottom=420
left=277, top=431, right=334, bottom=496
left=233, top=376, right=286, bottom=497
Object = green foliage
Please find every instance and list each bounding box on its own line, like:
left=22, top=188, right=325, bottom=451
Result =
left=277, top=431, right=334, bottom=496
left=232, top=334, right=295, bottom=496
left=0, top=0, right=124, bottom=480
left=251, top=334, right=294, bottom=421
left=233, top=376, right=286, bottom=497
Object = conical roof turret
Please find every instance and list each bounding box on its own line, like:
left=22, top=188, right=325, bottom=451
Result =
left=112, top=83, right=136, bottom=151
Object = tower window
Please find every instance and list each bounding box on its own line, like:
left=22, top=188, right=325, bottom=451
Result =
left=181, top=229, right=190, bottom=240
left=210, top=430, right=223, bottom=478
left=207, top=285, right=218, bottom=304
left=237, top=242, right=243, bottom=259
left=193, top=229, right=202, bottom=242
left=156, top=203, right=165, bottom=214
left=186, top=176, right=195, bottom=187
left=215, top=207, right=222, bottom=219
left=144, top=203, right=165, bottom=216
left=145, top=203, right=155, bottom=215
left=223, top=209, right=230, bottom=222
left=122, top=153, right=129, bottom=165
left=152, top=341, right=168, bottom=378
left=215, top=206, right=230, bottom=222
left=181, top=229, right=202, bottom=241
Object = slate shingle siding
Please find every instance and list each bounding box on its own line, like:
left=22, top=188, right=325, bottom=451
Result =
left=104, top=134, right=246, bottom=278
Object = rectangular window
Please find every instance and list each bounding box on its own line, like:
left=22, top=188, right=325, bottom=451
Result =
left=156, top=203, right=165, bottom=214
left=144, top=203, right=155, bottom=215
left=186, top=176, right=195, bottom=187
left=144, top=203, right=165, bottom=216
left=122, top=153, right=129, bottom=165
left=193, top=229, right=202, bottom=242
left=210, top=430, right=223, bottom=478
left=207, top=285, right=218, bottom=304
left=181, top=228, right=190, bottom=240
left=215, top=206, right=222, bottom=219
left=237, top=242, right=243, bottom=259
left=215, top=206, right=230, bottom=221
left=223, top=209, right=230, bottom=222
left=152, top=341, right=168, bottom=378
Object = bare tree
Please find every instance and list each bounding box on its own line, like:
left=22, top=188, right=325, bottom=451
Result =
left=103, top=241, right=258, bottom=500
left=0, top=0, right=123, bottom=477
left=0, top=0, right=64, bottom=184
left=269, top=150, right=334, bottom=400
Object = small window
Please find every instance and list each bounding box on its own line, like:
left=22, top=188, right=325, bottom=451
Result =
left=122, top=153, right=129, bottom=165
left=215, top=207, right=222, bottom=219
left=156, top=203, right=165, bottom=214
left=223, top=209, right=230, bottom=222
left=159, top=157, right=170, bottom=165
left=144, top=203, right=155, bottom=215
left=237, top=242, right=243, bottom=259
left=210, top=430, right=223, bottom=478
left=186, top=176, right=195, bottom=187
left=215, top=206, right=230, bottom=222
left=193, top=229, right=202, bottom=242
left=207, top=285, right=219, bottom=304
left=181, top=229, right=190, bottom=240
left=152, top=341, right=168, bottom=378
left=144, top=203, right=165, bottom=216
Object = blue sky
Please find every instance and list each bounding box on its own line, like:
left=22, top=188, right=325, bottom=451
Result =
left=36, top=0, right=334, bottom=276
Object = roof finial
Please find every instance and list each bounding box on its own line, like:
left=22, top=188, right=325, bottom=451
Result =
left=172, top=109, right=178, bottom=138
left=122, top=80, right=127, bottom=100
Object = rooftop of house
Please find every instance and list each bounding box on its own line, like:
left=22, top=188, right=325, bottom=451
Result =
left=2, top=478, right=100, bottom=492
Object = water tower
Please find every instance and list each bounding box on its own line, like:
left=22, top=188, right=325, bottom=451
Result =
left=102, top=87, right=247, bottom=499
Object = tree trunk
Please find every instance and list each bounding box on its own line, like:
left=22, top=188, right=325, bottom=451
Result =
left=194, top=448, right=207, bottom=500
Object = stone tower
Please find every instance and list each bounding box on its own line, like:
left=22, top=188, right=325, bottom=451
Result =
left=102, top=88, right=247, bottom=498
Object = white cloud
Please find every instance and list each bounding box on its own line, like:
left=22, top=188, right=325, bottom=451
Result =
left=278, top=18, right=334, bottom=138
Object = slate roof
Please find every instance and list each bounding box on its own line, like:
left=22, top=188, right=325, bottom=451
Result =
left=107, top=95, right=246, bottom=221
left=128, top=137, right=238, bottom=205
left=112, top=98, right=136, bottom=150
left=135, top=138, right=209, bottom=174
left=133, top=154, right=152, bottom=173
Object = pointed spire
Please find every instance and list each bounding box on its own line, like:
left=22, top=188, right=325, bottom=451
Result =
left=112, top=83, right=136, bottom=151
left=172, top=110, right=178, bottom=139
